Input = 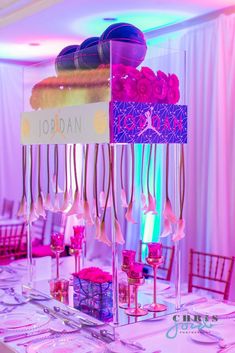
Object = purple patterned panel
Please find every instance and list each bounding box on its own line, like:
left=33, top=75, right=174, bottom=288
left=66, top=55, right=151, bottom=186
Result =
left=110, top=101, right=187, bottom=144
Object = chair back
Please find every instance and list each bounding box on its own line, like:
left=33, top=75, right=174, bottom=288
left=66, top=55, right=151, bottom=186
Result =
left=0, top=222, right=26, bottom=260
left=188, top=249, right=235, bottom=300
left=1, top=199, right=14, bottom=219
left=139, top=240, right=175, bottom=281
left=31, top=217, right=47, bottom=244
left=51, top=212, right=67, bottom=234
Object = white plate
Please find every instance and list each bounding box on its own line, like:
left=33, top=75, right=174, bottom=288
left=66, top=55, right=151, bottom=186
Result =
left=0, top=312, right=50, bottom=331
left=191, top=302, right=235, bottom=317
left=27, top=335, right=105, bottom=353
left=189, top=331, right=218, bottom=344
left=10, top=260, right=27, bottom=271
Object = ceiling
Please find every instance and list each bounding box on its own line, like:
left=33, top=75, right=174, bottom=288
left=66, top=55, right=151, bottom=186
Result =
left=0, top=0, right=233, bottom=62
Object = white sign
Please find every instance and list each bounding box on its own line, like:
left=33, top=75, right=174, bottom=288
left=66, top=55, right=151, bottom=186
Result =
left=21, top=102, right=110, bottom=145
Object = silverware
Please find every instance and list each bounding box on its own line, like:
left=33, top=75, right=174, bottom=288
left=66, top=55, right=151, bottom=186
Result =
left=4, top=328, right=54, bottom=342
left=53, top=306, right=98, bottom=326
left=199, top=328, right=223, bottom=342
left=30, top=301, right=82, bottom=330
left=100, top=330, right=145, bottom=350
left=217, top=342, right=235, bottom=352
left=17, top=329, right=79, bottom=347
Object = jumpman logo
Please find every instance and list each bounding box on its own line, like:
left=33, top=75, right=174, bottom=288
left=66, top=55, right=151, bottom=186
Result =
left=138, top=107, right=161, bottom=137
left=51, top=113, right=65, bottom=139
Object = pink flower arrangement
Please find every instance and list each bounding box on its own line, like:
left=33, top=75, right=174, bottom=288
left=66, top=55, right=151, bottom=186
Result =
left=74, top=267, right=112, bottom=284
left=111, top=65, right=180, bottom=104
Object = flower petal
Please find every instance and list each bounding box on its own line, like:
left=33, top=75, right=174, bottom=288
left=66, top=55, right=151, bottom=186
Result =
left=17, top=196, right=27, bottom=218
left=44, top=193, right=53, bottom=211
left=114, top=218, right=125, bottom=244
left=67, top=191, right=83, bottom=217
left=160, top=218, right=172, bottom=238
left=99, top=221, right=111, bottom=246
left=163, top=199, right=177, bottom=223
left=172, top=218, right=186, bottom=242
left=125, top=202, right=137, bottom=224
left=83, top=200, right=94, bottom=225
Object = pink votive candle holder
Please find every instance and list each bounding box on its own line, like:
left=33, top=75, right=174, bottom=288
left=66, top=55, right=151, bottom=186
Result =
left=122, top=250, right=136, bottom=268
left=73, top=225, right=85, bottom=239
left=147, top=242, right=162, bottom=259
left=70, top=236, right=83, bottom=251
left=128, top=262, right=144, bottom=279
left=51, top=233, right=65, bottom=252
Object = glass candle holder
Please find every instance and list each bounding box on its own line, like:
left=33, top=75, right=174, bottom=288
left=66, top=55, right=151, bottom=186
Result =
left=73, top=225, right=85, bottom=239
left=119, top=250, right=136, bottom=310
left=70, top=236, right=83, bottom=273
left=50, top=233, right=64, bottom=280
left=49, top=278, right=69, bottom=300
left=125, top=262, right=147, bottom=317
left=148, top=242, right=162, bottom=259
left=144, top=242, right=167, bottom=313
left=121, top=250, right=136, bottom=273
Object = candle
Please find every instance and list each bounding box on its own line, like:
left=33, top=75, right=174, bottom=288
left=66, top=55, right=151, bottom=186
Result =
left=128, top=262, right=144, bottom=279
left=147, top=242, right=162, bottom=259
left=122, top=250, right=136, bottom=267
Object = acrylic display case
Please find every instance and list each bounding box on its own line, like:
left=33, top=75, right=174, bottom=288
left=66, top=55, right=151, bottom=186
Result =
left=20, top=41, right=187, bottom=334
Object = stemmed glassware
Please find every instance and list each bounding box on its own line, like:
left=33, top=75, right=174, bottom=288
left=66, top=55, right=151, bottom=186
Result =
left=143, top=242, right=167, bottom=312
left=125, top=262, right=147, bottom=317
left=50, top=232, right=69, bottom=297
left=70, top=225, right=85, bottom=273
left=51, top=232, right=64, bottom=280
left=119, top=250, right=136, bottom=309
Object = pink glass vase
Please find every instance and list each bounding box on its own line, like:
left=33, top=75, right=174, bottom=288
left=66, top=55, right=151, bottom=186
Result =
left=144, top=242, right=167, bottom=312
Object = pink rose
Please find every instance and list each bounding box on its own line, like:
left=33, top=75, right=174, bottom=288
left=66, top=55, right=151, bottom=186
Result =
left=152, top=78, right=168, bottom=102
left=167, top=87, right=180, bottom=104
left=126, top=66, right=141, bottom=80
left=137, top=78, right=152, bottom=102
left=156, top=70, right=168, bottom=82
left=124, top=77, right=138, bottom=101
left=168, top=74, right=179, bottom=88
left=112, top=76, right=125, bottom=101
left=112, top=64, right=127, bottom=77
left=141, top=67, right=156, bottom=81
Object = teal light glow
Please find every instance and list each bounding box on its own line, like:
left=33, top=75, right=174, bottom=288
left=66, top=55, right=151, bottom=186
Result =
left=71, top=10, right=194, bottom=37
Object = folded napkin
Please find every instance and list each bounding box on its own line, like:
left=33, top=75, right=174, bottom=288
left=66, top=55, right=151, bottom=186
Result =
left=142, top=281, right=170, bottom=294
left=162, top=293, right=202, bottom=305
left=193, top=302, right=235, bottom=317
